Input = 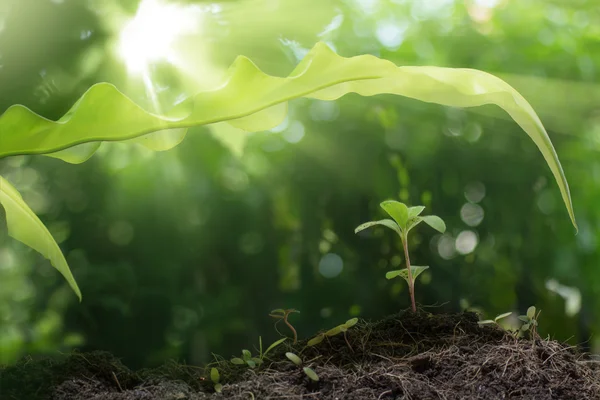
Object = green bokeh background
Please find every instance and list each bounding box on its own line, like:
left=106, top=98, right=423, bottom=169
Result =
left=1, top=0, right=599, bottom=369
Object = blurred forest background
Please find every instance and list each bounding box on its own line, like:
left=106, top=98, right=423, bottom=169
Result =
left=1, top=0, right=599, bottom=369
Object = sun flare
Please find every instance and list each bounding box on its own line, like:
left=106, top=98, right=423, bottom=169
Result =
left=117, top=0, right=201, bottom=74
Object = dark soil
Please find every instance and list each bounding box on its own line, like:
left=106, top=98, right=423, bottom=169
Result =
left=2, top=311, right=600, bottom=400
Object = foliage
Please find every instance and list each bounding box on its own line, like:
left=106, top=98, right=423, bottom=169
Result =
left=519, top=306, right=540, bottom=338
left=478, top=312, right=513, bottom=326
left=230, top=337, right=286, bottom=368
left=308, top=318, right=358, bottom=351
left=0, top=41, right=576, bottom=300
left=356, top=201, right=446, bottom=311
left=210, top=367, right=222, bottom=393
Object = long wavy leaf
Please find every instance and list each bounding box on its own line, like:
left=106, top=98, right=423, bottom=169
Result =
left=0, top=43, right=575, bottom=228
left=0, top=176, right=81, bottom=300
left=0, top=42, right=575, bottom=228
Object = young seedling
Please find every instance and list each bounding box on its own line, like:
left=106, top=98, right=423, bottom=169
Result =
left=231, top=337, right=287, bottom=368
left=355, top=200, right=446, bottom=312
left=478, top=312, right=512, bottom=326
left=210, top=367, right=222, bottom=393
left=269, top=308, right=300, bottom=344
left=285, top=352, right=319, bottom=382
left=518, top=306, right=540, bottom=338
left=307, top=318, right=358, bottom=352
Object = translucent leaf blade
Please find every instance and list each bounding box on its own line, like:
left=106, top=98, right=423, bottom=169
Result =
left=0, top=176, right=81, bottom=300
left=0, top=42, right=575, bottom=229
left=407, top=206, right=425, bottom=219
left=422, top=216, right=446, bottom=233
left=354, top=219, right=401, bottom=236
left=380, top=200, right=409, bottom=229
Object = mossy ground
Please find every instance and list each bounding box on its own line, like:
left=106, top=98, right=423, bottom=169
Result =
left=2, top=311, right=600, bottom=399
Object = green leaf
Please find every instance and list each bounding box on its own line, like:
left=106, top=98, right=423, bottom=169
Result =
left=380, top=200, right=409, bottom=229
left=385, top=266, right=429, bottom=284
left=285, top=352, right=302, bottom=366
left=354, top=219, right=401, bottom=236
left=246, top=359, right=256, bottom=368
left=303, top=367, right=319, bottom=382
left=518, top=316, right=530, bottom=322
left=407, top=206, right=426, bottom=219
left=242, top=350, right=252, bottom=360
left=422, top=216, right=446, bottom=233
left=263, top=337, right=287, bottom=358
left=494, top=312, right=512, bottom=322
left=521, top=323, right=531, bottom=331
left=270, top=309, right=286, bottom=315
left=385, top=269, right=404, bottom=280
left=406, top=217, right=424, bottom=233
left=210, top=368, right=220, bottom=384
left=0, top=176, right=81, bottom=300
left=324, top=325, right=344, bottom=337
left=307, top=334, right=324, bottom=346
left=250, top=357, right=263, bottom=365
left=0, top=42, right=575, bottom=230
left=231, top=358, right=245, bottom=365
left=477, top=320, right=495, bottom=325
left=214, top=383, right=223, bottom=393
left=344, top=318, right=358, bottom=329
left=527, top=306, right=536, bottom=319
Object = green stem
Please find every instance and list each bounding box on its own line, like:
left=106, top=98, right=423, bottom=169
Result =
left=402, top=232, right=416, bottom=312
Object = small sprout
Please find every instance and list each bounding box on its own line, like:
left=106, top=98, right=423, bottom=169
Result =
left=269, top=308, right=300, bottom=344
left=518, top=306, right=540, bottom=338
left=356, top=200, right=446, bottom=312
left=303, top=367, right=319, bottom=382
left=210, top=368, right=222, bottom=393
left=231, top=337, right=286, bottom=369
left=307, top=334, right=324, bottom=346
left=307, top=318, right=358, bottom=351
left=285, top=352, right=303, bottom=366
left=478, top=311, right=512, bottom=326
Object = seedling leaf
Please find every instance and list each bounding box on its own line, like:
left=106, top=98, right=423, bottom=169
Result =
left=494, top=312, right=512, bottom=322
left=214, top=383, right=223, bottom=393
left=303, top=367, right=319, bottom=382
left=231, top=358, right=245, bottom=365
left=386, top=266, right=429, bottom=284
left=325, top=326, right=344, bottom=337
left=246, top=360, right=256, bottom=368
left=477, top=320, right=495, bottom=325
left=307, top=334, right=324, bottom=346
left=407, top=206, right=426, bottom=219
left=210, top=368, right=220, bottom=384
left=263, top=337, right=287, bottom=358
left=344, top=318, right=358, bottom=328
left=527, top=306, right=536, bottom=319
left=422, top=215, right=446, bottom=233
left=285, top=352, right=302, bottom=366
left=380, top=200, right=409, bottom=229
left=354, top=219, right=401, bottom=236
left=242, top=350, right=252, bottom=359
left=518, top=316, right=529, bottom=322
left=521, top=323, right=531, bottom=331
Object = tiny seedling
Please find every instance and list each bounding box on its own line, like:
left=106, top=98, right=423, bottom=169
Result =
left=231, top=337, right=287, bottom=368
left=478, top=312, right=512, bottom=326
left=518, top=306, right=540, bottom=338
left=355, top=200, right=446, bottom=312
left=270, top=308, right=300, bottom=344
left=285, top=352, right=303, bottom=366
left=307, top=318, right=358, bottom=352
left=210, top=367, right=222, bottom=393
left=285, top=352, right=319, bottom=382
left=303, top=367, right=319, bottom=382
